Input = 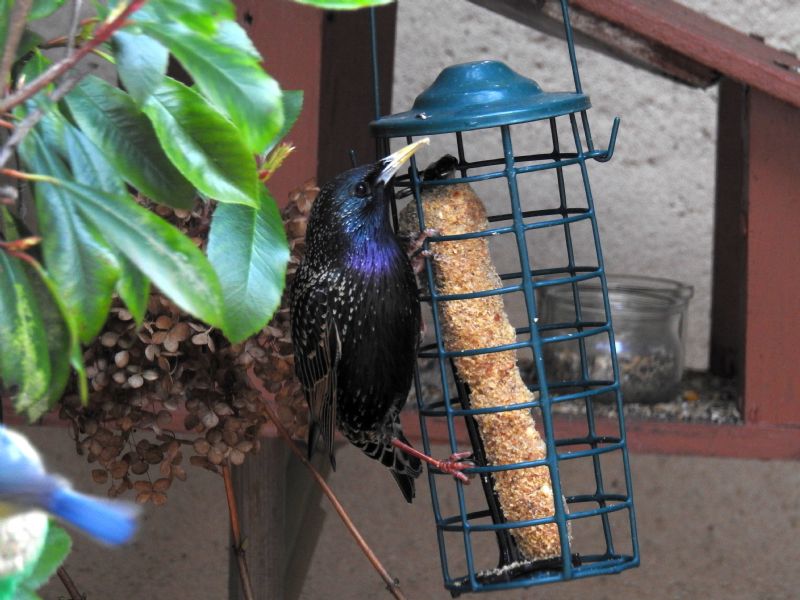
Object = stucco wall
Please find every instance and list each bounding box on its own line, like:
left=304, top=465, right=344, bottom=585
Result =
left=392, top=0, right=800, bottom=369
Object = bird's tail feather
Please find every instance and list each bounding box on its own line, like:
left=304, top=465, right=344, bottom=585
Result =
left=48, top=488, right=139, bottom=545
left=391, top=470, right=417, bottom=504
left=357, top=431, right=422, bottom=503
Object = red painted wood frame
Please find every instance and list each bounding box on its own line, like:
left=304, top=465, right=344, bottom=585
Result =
left=726, top=86, right=800, bottom=426
left=464, top=0, right=800, bottom=451
left=4, top=1, right=799, bottom=464
left=233, top=0, right=397, bottom=210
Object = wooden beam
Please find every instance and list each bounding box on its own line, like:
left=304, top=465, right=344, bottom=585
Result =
left=709, top=78, right=748, bottom=406
left=226, top=4, right=325, bottom=598
left=234, top=0, right=323, bottom=208
left=224, top=5, right=398, bottom=599
left=743, top=89, right=800, bottom=426
left=467, top=0, right=800, bottom=107
left=228, top=438, right=290, bottom=600
left=466, top=0, right=718, bottom=86
left=317, top=4, right=397, bottom=184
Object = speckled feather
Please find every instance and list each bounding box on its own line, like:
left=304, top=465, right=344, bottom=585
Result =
left=290, top=163, right=422, bottom=502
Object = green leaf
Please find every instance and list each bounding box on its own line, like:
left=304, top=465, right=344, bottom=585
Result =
left=0, top=251, right=51, bottom=415
left=142, top=21, right=283, bottom=154
left=142, top=76, right=258, bottom=206
left=158, top=0, right=235, bottom=19
left=20, top=522, right=71, bottom=591
left=112, top=31, right=168, bottom=104
left=0, top=3, right=49, bottom=74
left=60, top=180, right=225, bottom=328
left=27, top=263, right=87, bottom=406
left=61, top=122, right=128, bottom=196
left=11, top=587, right=41, bottom=600
left=32, top=96, right=64, bottom=151
left=278, top=90, right=303, bottom=139
left=29, top=0, right=67, bottom=20
left=292, top=0, right=393, bottom=8
left=63, top=75, right=196, bottom=208
left=21, top=263, right=76, bottom=418
left=34, top=108, right=124, bottom=197
left=1, top=207, right=22, bottom=241
left=16, top=48, right=52, bottom=87
left=132, top=0, right=235, bottom=34
left=15, top=28, right=43, bottom=60
left=114, top=251, right=150, bottom=326
left=213, top=19, right=260, bottom=59
left=264, top=90, right=303, bottom=156
left=18, top=130, right=121, bottom=343
left=207, top=186, right=289, bottom=342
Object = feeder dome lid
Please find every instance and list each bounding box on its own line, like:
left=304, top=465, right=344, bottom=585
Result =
left=370, top=60, right=590, bottom=137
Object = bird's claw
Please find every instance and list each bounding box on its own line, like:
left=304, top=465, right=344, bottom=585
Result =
left=404, top=228, right=439, bottom=258
left=435, top=451, right=475, bottom=484
left=405, top=228, right=439, bottom=275
left=410, top=250, right=432, bottom=275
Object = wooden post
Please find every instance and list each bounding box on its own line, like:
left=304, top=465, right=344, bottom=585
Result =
left=228, top=438, right=290, bottom=600
left=742, top=89, right=800, bottom=425
left=710, top=79, right=800, bottom=426
left=709, top=79, right=748, bottom=395
left=227, top=3, right=397, bottom=598
left=227, top=437, right=333, bottom=600
left=233, top=0, right=324, bottom=210
left=317, top=4, right=398, bottom=183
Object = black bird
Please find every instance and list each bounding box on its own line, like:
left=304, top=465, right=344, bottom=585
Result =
left=291, top=140, right=469, bottom=502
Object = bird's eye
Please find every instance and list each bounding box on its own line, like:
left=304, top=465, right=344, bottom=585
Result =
left=354, top=182, right=369, bottom=198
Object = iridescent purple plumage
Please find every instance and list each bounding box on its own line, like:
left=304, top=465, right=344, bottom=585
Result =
left=290, top=155, right=424, bottom=502
left=346, top=236, right=402, bottom=276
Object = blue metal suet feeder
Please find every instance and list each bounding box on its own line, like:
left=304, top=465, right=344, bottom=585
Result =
left=368, top=0, right=639, bottom=594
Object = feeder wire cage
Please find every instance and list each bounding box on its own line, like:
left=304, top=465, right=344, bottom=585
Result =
left=365, top=0, right=640, bottom=594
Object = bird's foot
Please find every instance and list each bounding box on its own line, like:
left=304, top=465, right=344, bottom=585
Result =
left=410, top=249, right=432, bottom=275
left=432, top=451, right=475, bottom=483
left=402, top=228, right=438, bottom=274
left=391, top=438, right=474, bottom=484
left=409, top=227, right=438, bottom=255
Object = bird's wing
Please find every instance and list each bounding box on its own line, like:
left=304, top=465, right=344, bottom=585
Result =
left=292, top=289, right=342, bottom=468
left=0, top=426, right=50, bottom=507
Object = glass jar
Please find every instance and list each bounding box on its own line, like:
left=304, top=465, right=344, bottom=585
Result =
left=538, top=275, right=694, bottom=404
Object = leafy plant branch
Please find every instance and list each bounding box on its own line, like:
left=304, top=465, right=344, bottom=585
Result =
left=0, top=0, right=396, bottom=597
left=0, top=70, right=84, bottom=169
left=0, top=0, right=306, bottom=420
left=0, top=0, right=33, bottom=88
left=0, top=0, right=147, bottom=114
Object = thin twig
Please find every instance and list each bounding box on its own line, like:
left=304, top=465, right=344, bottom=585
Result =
left=0, top=235, right=40, bottom=250
left=0, top=0, right=147, bottom=115
left=0, top=168, right=33, bottom=179
left=56, top=566, right=83, bottom=600
left=0, top=0, right=33, bottom=91
left=2, top=247, right=38, bottom=267
left=0, top=71, right=85, bottom=170
left=222, top=464, right=256, bottom=600
left=41, top=18, right=100, bottom=50
left=245, top=366, right=407, bottom=600
left=65, top=0, right=85, bottom=58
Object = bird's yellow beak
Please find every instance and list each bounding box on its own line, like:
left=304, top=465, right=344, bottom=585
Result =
left=376, top=138, right=430, bottom=186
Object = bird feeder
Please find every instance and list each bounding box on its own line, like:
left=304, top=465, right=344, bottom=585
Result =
left=370, top=0, right=639, bottom=594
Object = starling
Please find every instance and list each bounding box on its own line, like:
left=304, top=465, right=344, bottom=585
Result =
left=291, top=140, right=470, bottom=502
